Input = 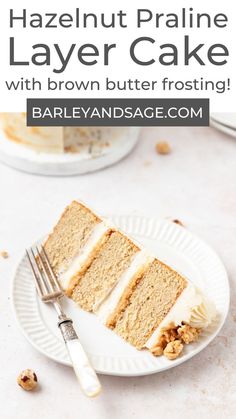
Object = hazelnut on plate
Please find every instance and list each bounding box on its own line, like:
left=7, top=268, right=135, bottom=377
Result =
left=17, top=369, right=38, bottom=391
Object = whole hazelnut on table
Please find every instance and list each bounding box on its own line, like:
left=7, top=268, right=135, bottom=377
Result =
left=17, top=369, right=38, bottom=391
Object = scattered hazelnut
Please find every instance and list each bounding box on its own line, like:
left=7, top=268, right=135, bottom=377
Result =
left=155, top=141, right=171, bottom=155
left=0, top=250, right=9, bottom=259
left=150, top=322, right=202, bottom=359
left=17, top=369, right=38, bottom=391
left=164, top=340, right=183, bottom=360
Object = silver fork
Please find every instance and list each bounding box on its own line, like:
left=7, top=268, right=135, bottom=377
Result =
left=26, top=245, right=102, bottom=398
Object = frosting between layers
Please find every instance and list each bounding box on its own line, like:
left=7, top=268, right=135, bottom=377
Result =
left=59, top=221, right=110, bottom=290
left=95, top=250, right=154, bottom=320
left=145, top=283, right=217, bottom=349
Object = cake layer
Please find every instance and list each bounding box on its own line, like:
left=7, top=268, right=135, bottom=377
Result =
left=44, top=201, right=101, bottom=278
left=72, top=231, right=140, bottom=312
left=112, top=259, right=187, bottom=349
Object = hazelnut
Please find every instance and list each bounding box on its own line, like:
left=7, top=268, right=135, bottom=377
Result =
left=150, top=333, right=169, bottom=356
left=162, top=328, right=179, bottom=343
left=164, top=340, right=183, bottom=360
left=0, top=250, right=9, bottom=259
left=17, top=369, right=38, bottom=391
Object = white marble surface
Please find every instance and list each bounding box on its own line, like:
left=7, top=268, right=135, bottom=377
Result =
left=0, top=127, right=235, bottom=419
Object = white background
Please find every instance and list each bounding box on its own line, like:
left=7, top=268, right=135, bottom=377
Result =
left=0, top=0, right=235, bottom=112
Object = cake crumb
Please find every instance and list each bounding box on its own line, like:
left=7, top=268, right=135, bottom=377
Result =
left=0, top=250, right=9, bottom=259
left=155, top=141, right=171, bottom=155
left=178, top=324, right=201, bottom=344
left=164, top=340, right=183, bottom=360
left=172, top=219, right=184, bottom=227
left=17, top=369, right=38, bottom=391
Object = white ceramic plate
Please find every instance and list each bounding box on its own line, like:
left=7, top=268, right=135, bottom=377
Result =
left=12, top=216, right=229, bottom=376
left=0, top=128, right=140, bottom=176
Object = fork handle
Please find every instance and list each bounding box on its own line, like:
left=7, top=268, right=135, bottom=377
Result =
left=58, top=319, right=102, bottom=397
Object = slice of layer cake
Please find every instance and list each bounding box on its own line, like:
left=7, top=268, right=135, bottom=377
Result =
left=43, top=200, right=216, bottom=360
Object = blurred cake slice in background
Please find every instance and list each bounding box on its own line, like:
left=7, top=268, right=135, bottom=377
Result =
left=72, top=231, right=140, bottom=311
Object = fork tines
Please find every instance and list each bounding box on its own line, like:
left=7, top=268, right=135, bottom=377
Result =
left=26, top=245, right=62, bottom=302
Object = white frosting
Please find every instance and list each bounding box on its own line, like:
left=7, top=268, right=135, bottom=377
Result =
left=95, top=250, right=153, bottom=319
left=59, top=221, right=110, bottom=290
left=145, top=283, right=217, bottom=349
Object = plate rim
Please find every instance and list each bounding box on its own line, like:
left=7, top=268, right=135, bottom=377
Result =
left=11, top=216, right=230, bottom=376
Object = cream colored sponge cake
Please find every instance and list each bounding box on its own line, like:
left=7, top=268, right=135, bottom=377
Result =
left=44, top=201, right=216, bottom=360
